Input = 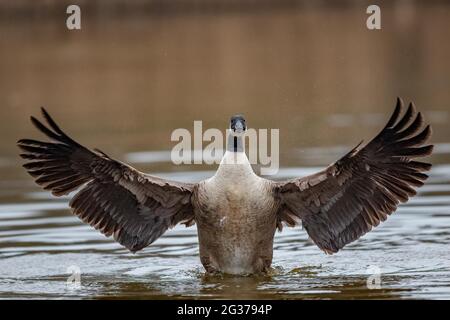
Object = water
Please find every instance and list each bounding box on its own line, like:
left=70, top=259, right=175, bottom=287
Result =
left=1, top=162, right=450, bottom=299
left=1, top=2, right=450, bottom=299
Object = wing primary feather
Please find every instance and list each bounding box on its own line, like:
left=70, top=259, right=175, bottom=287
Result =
left=275, top=98, right=433, bottom=254
left=18, top=108, right=195, bottom=253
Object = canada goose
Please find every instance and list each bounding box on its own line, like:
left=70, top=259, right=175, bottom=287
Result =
left=17, top=98, right=433, bottom=275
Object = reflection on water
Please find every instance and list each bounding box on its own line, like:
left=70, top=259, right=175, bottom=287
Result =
left=1, top=159, right=450, bottom=299
left=1, top=2, right=450, bottom=299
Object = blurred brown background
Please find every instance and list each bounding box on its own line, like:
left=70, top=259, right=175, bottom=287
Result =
left=0, top=0, right=449, bottom=178
left=1, top=0, right=450, bottom=300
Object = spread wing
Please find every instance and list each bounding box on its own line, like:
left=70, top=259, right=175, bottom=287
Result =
left=18, top=108, right=195, bottom=252
left=274, top=98, right=433, bottom=253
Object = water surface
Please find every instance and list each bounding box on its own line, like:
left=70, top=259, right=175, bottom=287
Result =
left=0, top=3, right=449, bottom=299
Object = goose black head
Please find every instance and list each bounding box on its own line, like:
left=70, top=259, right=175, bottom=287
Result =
left=230, top=114, right=247, bottom=135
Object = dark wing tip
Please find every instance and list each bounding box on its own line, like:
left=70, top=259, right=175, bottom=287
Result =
left=422, top=144, right=434, bottom=156
left=393, top=102, right=415, bottom=131
left=29, top=114, right=62, bottom=141
left=30, top=115, right=39, bottom=126
left=40, top=107, right=52, bottom=124
left=40, top=107, right=65, bottom=135
left=17, top=138, right=27, bottom=145
left=427, top=123, right=433, bottom=139
left=384, top=97, right=404, bottom=129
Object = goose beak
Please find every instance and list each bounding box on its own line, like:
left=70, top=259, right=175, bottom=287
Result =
left=233, top=120, right=245, bottom=133
left=230, top=115, right=247, bottom=135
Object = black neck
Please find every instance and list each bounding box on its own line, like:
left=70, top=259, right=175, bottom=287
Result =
left=227, top=133, right=244, bottom=152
